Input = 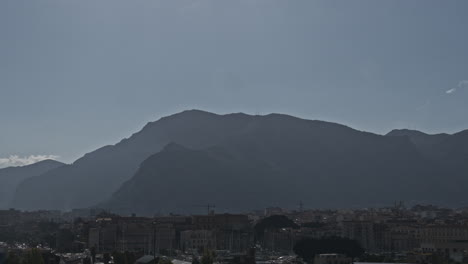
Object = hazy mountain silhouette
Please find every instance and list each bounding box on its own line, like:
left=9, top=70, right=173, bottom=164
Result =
left=102, top=113, right=468, bottom=215
left=11, top=110, right=468, bottom=213
left=386, top=129, right=450, bottom=158
left=387, top=128, right=468, bottom=198
left=0, top=160, right=64, bottom=209
left=12, top=110, right=268, bottom=210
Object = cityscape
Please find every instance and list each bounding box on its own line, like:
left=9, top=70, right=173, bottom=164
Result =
left=3, top=203, right=468, bottom=264
left=2, top=1, right=468, bottom=264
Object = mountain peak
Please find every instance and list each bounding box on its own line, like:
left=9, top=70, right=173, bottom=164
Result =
left=0, top=158, right=65, bottom=209
left=386, top=129, right=429, bottom=137
left=164, top=109, right=219, bottom=120
left=12, top=110, right=468, bottom=212
left=33, top=159, right=65, bottom=166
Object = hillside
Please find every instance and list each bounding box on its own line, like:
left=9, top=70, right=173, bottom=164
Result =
left=11, top=110, right=468, bottom=213
left=0, top=160, right=65, bottom=209
left=11, top=110, right=268, bottom=210
left=103, top=114, right=456, bottom=215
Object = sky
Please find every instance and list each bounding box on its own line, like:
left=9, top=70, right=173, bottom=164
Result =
left=1, top=0, right=468, bottom=167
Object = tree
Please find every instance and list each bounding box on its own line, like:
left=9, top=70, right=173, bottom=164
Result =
left=22, top=249, right=45, bottom=264
left=103, top=253, right=111, bottom=264
left=5, top=252, right=21, bottom=264
left=91, top=247, right=96, bottom=263
left=254, top=215, right=299, bottom=240
left=56, top=229, right=75, bottom=252
left=201, top=250, right=215, bottom=264
left=112, top=252, right=125, bottom=264
left=124, top=251, right=136, bottom=264
left=293, top=237, right=364, bottom=262
left=112, top=251, right=136, bottom=264
left=158, top=258, right=173, bottom=264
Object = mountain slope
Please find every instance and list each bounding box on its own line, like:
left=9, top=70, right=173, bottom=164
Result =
left=0, top=160, right=65, bottom=209
left=11, top=110, right=268, bottom=210
left=386, top=129, right=450, bottom=158
left=12, top=111, right=468, bottom=212
left=103, top=116, right=453, bottom=215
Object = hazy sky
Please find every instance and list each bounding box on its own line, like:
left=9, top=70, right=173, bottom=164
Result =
left=1, top=0, right=468, bottom=166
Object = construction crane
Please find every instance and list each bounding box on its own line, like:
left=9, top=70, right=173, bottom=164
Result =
left=194, top=204, right=216, bottom=215
left=298, top=201, right=304, bottom=212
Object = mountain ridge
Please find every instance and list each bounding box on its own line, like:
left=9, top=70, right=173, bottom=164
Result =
left=0, top=159, right=65, bottom=209
left=10, top=110, right=468, bottom=212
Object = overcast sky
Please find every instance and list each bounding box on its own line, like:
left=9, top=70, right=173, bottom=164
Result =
left=1, top=0, right=468, bottom=166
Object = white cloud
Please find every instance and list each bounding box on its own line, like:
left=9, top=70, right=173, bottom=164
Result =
left=446, top=80, right=468, bottom=94
left=446, top=88, right=456, bottom=94
left=0, top=155, right=60, bottom=168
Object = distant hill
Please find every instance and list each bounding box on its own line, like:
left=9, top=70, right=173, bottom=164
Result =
left=102, top=112, right=467, bottom=215
left=11, top=110, right=468, bottom=213
left=386, top=129, right=450, bottom=158
left=11, top=110, right=267, bottom=210
left=0, top=160, right=64, bottom=209
left=387, top=128, right=468, bottom=198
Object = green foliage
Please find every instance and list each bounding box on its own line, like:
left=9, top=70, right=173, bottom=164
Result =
left=158, top=258, right=173, bottom=264
left=41, top=251, right=60, bottom=264
left=103, top=253, right=111, bottom=264
left=5, top=252, right=21, bottom=264
left=254, top=215, right=299, bottom=239
left=83, top=257, right=92, bottom=264
left=124, top=251, right=136, bottom=264
left=112, top=251, right=136, bottom=264
left=56, top=229, right=75, bottom=252
left=91, top=247, right=96, bottom=263
left=112, top=251, right=125, bottom=264
left=192, top=257, right=200, bottom=264
left=293, top=237, right=364, bottom=262
left=200, top=250, right=215, bottom=264
left=22, top=249, right=45, bottom=264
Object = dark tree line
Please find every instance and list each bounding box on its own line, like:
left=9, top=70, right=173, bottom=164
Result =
left=254, top=215, right=299, bottom=240
left=293, top=237, right=364, bottom=262
left=112, top=251, right=136, bottom=264
left=4, top=249, right=59, bottom=264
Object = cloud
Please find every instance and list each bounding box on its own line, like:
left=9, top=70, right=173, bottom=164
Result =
left=446, top=80, right=468, bottom=94
left=446, top=88, right=456, bottom=94
left=0, top=155, right=60, bottom=168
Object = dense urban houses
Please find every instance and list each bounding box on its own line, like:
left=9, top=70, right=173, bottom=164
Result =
left=4, top=204, right=468, bottom=263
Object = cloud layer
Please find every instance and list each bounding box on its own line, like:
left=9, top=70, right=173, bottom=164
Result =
left=446, top=80, right=468, bottom=94
left=0, top=155, right=60, bottom=168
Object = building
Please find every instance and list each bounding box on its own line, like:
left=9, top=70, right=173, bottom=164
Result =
left=180, top=230, right=216, bottom=252
left=192, top=214, right=250, bottom=230
left=342, top=221, right=376, bottom=252
left=420, top=241, right=468, bottom=263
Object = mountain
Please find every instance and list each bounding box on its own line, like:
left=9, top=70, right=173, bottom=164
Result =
left=387, top=128, right=468, bottom=197
left=102, top=113, right=464, bottom=215
left=11, top=110, right=267, bottom=210
left=12, top=110, right=468, bottom=213
left=0, top=160, right=65, bottom=209
left=386, top=129, right=450, bottom=158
